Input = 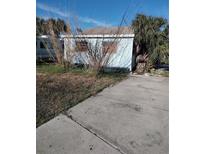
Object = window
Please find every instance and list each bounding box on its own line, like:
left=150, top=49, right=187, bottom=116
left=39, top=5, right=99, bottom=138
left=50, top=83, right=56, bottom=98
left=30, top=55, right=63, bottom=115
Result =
left=40, top=42, right=46, bottom=49
left=61, top=40, right=64, bottom=49
left=102, top=41, right=117, bottom=53
left=40, top=41, right=53, bottom=49
left=75, top=41, right=88, bottom=51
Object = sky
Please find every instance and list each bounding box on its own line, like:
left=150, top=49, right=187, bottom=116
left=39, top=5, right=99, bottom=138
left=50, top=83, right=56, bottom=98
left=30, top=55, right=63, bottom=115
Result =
left=36, top=0, right=169, bottom=29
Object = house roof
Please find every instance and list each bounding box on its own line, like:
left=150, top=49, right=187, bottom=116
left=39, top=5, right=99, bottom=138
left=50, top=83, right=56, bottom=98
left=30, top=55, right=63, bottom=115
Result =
left=82, top=26, right=134, bottom=35
left=60, top=26, right=134, bottom=38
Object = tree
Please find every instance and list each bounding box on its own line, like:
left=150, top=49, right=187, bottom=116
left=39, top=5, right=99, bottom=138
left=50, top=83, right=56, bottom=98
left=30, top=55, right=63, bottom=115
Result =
left=132, top=14, right=169, bottom=72
left=36, top=17, right=67, bottom=36
left=36, top=17, right=69, bottom=64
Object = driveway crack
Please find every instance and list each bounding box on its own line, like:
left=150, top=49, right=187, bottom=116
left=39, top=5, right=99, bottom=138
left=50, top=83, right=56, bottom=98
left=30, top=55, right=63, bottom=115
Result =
left=63, top=111, right=128, bottom=154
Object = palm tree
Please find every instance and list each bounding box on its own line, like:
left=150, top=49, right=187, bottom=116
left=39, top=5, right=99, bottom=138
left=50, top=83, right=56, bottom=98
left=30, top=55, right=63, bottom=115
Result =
left=132, top=14, right=169, bottom=72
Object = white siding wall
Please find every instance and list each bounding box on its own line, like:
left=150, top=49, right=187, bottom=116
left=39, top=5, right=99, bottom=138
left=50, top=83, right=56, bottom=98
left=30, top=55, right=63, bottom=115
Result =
left=64, top=36, right=134, bottom=71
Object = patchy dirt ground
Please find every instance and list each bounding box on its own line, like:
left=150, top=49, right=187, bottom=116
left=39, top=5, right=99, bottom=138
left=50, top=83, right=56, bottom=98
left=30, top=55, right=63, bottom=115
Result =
left=36, top=72, right=126, bottom=127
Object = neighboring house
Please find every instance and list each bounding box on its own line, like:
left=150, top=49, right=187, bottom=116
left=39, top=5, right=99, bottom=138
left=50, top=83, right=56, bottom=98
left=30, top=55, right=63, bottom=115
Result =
left=36, top=35, right=64, bottom=61
left=62, top=27, right=136, bottom=72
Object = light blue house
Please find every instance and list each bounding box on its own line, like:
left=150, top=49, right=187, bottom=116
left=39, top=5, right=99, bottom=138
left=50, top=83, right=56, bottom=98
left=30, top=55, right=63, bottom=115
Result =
left=62, top=27, right=136, bottom=72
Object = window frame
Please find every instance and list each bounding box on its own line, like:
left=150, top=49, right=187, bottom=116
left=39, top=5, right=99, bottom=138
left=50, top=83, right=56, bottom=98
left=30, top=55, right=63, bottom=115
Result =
left=102, top=41, right=118, bottom=53
left=75, top=40, right=89, bottom=52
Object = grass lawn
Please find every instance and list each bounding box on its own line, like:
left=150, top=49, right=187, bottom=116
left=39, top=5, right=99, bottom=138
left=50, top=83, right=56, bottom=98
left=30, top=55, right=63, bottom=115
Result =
left=36, top=64, right=127, bottom=127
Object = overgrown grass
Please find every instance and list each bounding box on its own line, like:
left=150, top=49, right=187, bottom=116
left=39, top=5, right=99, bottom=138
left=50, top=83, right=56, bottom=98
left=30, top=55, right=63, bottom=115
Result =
left=36, top=63, right=99, bottom=76
left=36, top=64, right=127, bottom=127
left=37, top=64, right=66, bottom=74
left=150, top=68, right=169, bottom=77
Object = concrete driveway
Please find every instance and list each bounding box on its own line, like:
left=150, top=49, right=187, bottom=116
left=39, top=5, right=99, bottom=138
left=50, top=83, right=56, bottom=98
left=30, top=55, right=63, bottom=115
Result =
left=37, top=75, right=169, bottom=154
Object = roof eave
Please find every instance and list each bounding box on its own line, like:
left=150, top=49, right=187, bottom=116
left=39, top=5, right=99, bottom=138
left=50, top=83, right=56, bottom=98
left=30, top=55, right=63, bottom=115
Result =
left=61, top=34, right=135, bottom=38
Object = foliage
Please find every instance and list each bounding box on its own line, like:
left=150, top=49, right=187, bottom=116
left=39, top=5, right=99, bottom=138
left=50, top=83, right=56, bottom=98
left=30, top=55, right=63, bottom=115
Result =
left=36, top=17, right=67, bottom=36
left=132, top=14, right=169, bottom=70
left=36, top=17, right=70, bottom=65
left=150, top=68, right=169, bottom=77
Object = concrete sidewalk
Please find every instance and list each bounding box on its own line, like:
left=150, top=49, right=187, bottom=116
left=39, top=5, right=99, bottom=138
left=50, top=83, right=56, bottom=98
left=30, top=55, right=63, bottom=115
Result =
left=37, top=75, right=169, bottom=154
